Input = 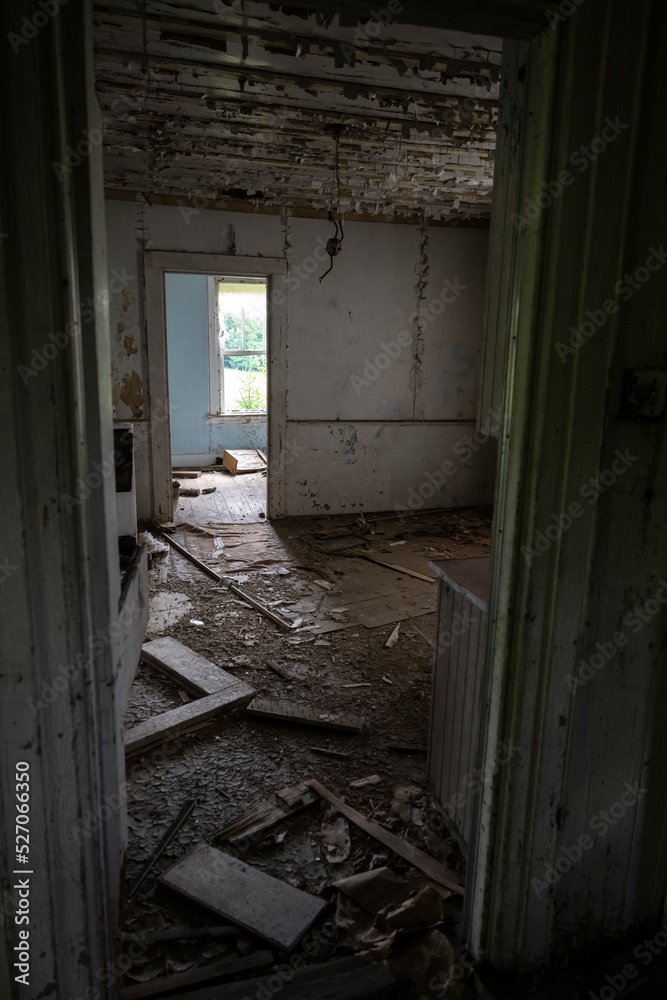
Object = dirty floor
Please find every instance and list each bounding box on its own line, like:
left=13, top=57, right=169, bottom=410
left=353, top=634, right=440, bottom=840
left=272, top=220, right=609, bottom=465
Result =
left=122, top=506, right=491, bottom=995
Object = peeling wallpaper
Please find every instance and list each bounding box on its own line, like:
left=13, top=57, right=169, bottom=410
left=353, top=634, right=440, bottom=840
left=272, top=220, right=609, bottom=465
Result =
left=105, top=197, right=496, bottom=517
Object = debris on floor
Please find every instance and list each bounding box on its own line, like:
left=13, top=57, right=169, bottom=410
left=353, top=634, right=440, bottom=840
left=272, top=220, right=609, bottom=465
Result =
left=215, top=782, right=318, bottom=843
left=160, top=843, right=329, bottom=950
left=221, top=448, right=267, bottom=475
left=121, top=506, right=493, bottom=996
left=246, top=697, right=365, bottom=733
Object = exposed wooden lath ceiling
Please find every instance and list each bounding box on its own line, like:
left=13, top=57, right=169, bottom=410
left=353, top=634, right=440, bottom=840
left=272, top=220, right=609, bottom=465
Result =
left=94, top=1, right=502, bottom=222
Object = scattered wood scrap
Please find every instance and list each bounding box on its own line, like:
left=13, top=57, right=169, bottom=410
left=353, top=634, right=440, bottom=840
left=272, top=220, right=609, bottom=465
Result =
left=160, top=844, right=328, bottom=951
left=307, top=779, right=464, bottom=896
left=150, top=528, right=294, bottom=630
left=222, top=449, right=266, bottom=475
left=121, top=925, right=237, bottom=944
left=128, top=799, right=197, bottom=897
left=165, top=955, right=408, bottom=1000
left=310, top=746, right=351, bottom=759
left=124, top=679, right=255, bottom=756
left=266, top=659, right=298, bottom=682
left=121, top=951, right=274, bottom=1000
left=216, top=783, right=318, bottom=843
left=247, top=698, right=364, bottom=734
left=353, top=553, right=436, bottom=583
left=141, top=637, right=236, bottom=697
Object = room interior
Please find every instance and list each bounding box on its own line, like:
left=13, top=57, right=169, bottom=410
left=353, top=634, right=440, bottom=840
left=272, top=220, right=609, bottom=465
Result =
left=2, top=0, right=667, bottom=997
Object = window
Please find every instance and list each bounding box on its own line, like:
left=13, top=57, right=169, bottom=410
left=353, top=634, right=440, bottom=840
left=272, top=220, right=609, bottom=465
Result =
left=210, top=276, right=267, bottom=415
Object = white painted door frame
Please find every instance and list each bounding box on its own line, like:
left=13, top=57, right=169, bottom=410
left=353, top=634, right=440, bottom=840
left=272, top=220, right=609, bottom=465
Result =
left=144, top=251, right=287, bottom=520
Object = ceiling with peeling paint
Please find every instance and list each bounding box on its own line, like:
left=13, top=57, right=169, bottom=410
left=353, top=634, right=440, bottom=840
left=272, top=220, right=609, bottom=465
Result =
left=94, top=1, right=502, bottom=222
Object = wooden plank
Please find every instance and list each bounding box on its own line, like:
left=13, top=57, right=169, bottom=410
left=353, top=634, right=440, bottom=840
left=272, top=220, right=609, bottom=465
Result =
left=223, top=449, right=266, bottom=475
left=216, top=783, right=318, bottom=842
left=159, top=844, right=328, bottom=951
left=247, top=698, right=364, bottom=734
left=266, top=659, right=298, bottom=682
left=141, top=637, right=236, bottom=696
left=121, top=926, right=237, bottom=943
left=307, top=780, right=464, bottom=896
left=164, top=955, right=408, bottom=1000
left=128, top=799, right=197, bottom=897
left=354, top=553, right=436, bottom=583
left=121, top=951, right=274, bottom=1000
left=151, top=528, right=294, bottom=630
left=125, top=681, right=255, bottom=755
left=125, top=719, right=215, bottom=759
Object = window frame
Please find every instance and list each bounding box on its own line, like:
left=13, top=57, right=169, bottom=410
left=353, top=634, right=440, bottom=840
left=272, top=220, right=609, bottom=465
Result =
left=210, top=275, right=268, bottom=417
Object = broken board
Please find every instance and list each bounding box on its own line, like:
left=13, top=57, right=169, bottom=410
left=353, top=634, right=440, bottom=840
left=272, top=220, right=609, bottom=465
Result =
left=141, top=637, right=235, bottom=696
left=216, top=783, right=317, bottom=842
left=167, top=955, right=408, bottom=1000
left=121, top=952, right=274, bottom=1000
left=160, top=844, right=327, bottom=951
left=246, top=698, right=364, bottom=733
left=222, top=449, right=266, bottom=475
left=308, top=779, right=464, bottom=895
left=124, top=680, right=255, bottom=755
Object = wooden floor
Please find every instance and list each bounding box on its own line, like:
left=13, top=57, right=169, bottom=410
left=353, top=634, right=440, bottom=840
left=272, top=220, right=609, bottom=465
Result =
left=173, top=470, right=266, bottom=524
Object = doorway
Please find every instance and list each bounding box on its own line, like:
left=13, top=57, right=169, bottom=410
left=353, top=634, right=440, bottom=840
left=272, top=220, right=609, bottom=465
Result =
left=166, top=273, right=269, bottom=523
left=144, top=251, right=287, bottom=522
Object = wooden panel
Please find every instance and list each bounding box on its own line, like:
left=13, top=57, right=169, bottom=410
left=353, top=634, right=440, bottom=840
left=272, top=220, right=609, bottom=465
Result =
left=125, top=679, right=255, bottom=754
left=121, top=952, right=274, bottom=999
left=160, top=844, right=328, bottom=951
left=246, top=698, right=364, bottom=733
left=141, top=637, right=235, bottom=696
left=164, top=955, right=408, bottom=1000
left=428, top=567, right=488, bottom=847
left=428, top=584, right=454, bottom=806
left=283, top=420, right=497, bottom=517
left=430, top=557, right=490, bottom=609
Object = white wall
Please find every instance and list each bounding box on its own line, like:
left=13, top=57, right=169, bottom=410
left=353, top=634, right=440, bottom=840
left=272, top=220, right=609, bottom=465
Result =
left=105, top=198, right=495, bottom=518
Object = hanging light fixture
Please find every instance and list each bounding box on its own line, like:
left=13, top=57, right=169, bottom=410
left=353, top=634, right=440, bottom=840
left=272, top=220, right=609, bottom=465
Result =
left=319, top=130, right=345, bottom=283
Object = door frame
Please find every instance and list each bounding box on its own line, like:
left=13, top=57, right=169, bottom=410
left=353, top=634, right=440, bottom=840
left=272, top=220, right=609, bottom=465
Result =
left=144, top=251, right=287, bottom=520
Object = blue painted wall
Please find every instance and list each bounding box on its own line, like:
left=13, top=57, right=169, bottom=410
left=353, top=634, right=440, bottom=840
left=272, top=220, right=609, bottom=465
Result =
left=165, top=273, right=267, bottom=457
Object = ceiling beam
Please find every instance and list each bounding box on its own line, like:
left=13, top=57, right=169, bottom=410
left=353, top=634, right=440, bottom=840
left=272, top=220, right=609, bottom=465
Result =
left=94, top=45, right=499, bottom=113
left=234, top=1, right=552, bottom=39
left=93, top=6, right=502, bottom=82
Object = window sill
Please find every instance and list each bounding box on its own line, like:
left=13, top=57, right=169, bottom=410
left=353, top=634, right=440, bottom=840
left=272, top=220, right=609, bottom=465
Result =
left=207, top=413, right=267, bottom=425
